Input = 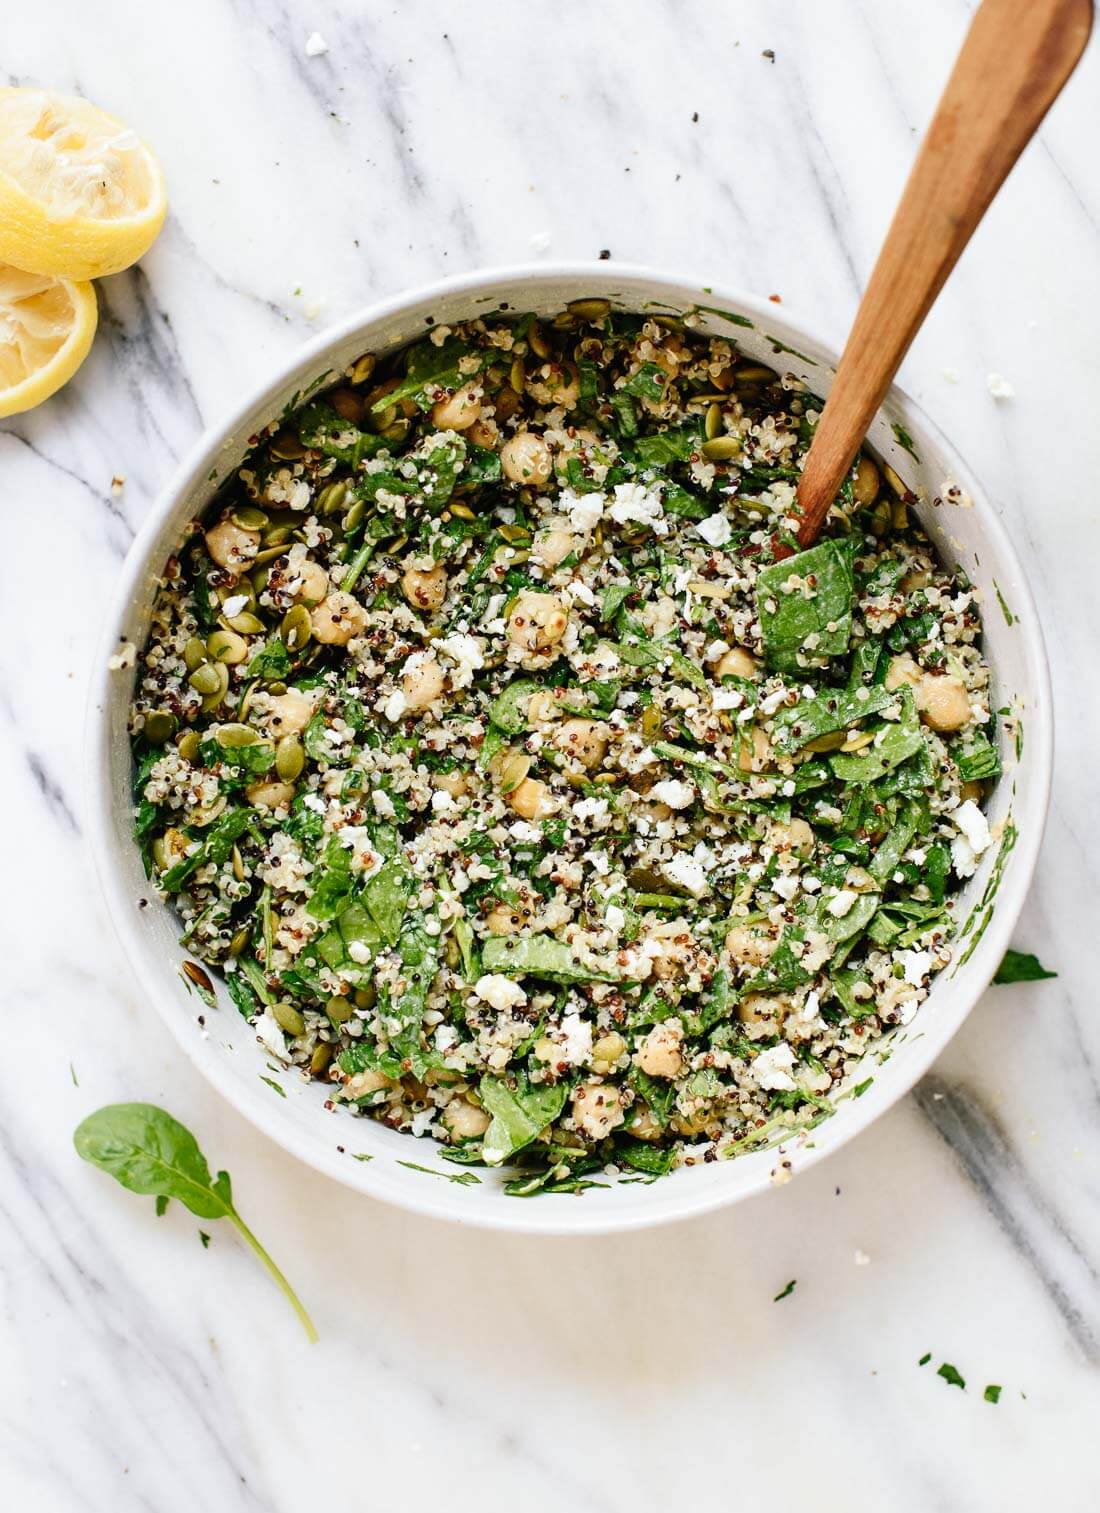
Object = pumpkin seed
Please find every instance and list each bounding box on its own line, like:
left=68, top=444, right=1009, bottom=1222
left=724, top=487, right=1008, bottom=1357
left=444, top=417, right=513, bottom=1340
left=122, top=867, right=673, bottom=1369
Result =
left=272, top=1001, right=306, bottom=1038
left=231, top=505, right=269, bottom=531
left=884, top=463, right=907, bottom=498
left=354, top=984, right=377, bottom=1011
left=804, top=730, right=847, bottom=753
left=183, top=637, right=208, bottom=672
left=840, top=729, right=876, bottom=753
left=641, top=704, right=664, bottom=738
left=280, top=604, right=312, bottom=652
left=869, top=500, right=892, bottom=536
left=226, top=610, right=265, bottom=635
left=316, top=480, right=348, bottom=516
left=229, top=925, right=250, bottom=956
left=529, top=323, right=551, bottom=358
left=891, top=500, right=909, bottom=531
left=350, top=353, right=376, bottom=385
left=343, top=498, right=365, bottom=534
left=252, top=543, right=290, bottom=568
left=444, top=935, right=461, bottom=969
left=382, top=418, right=410, bottom=444
left=496, top=748, right=531, bottom=794
left=262, top=524, right=293, bottom=548
left=734, top=365, right=776, bottom=384
left=207, top=628, right=248, bottom=664
left=705, top=403, right=723, bottom=440
left=266, top=681, right=287, bottom=697
left=237, top=680, right=258, bottom=720
left=701, top=435, right=742, bottom=461
left=498, top=522, right=531, bottom=544
left=326, top=994, right=354, bottom=1026
left=177, top=729, right=201, bottom=762
left=143, top=711, right=177, bottom=744
left=368, top=403, right=396, bottom=433
left=153, top=828, right=188, bottom=872
left=188, top=662, right=224, bottom=696
left=182, top=959, right=214, bottom=996
left=231, top=845, right=246, bottom=883
left=449, top=501, right=476, bottom=521
left=217, top=722, right=258, bottom=748
left=201, top=662, right=230, bottom=712
left=269, top=431, right=307, bottom=460
left=310, top=1042, right=334, bottom=1076
left=275, top=734, right=305, bottom=781
left=711, top=365, right=734, bottom=392
left=509, top=356, right=526, bottom=393
left=593, top=771, right=622, bottom=786
left=567, top=297, right=611, bottom=321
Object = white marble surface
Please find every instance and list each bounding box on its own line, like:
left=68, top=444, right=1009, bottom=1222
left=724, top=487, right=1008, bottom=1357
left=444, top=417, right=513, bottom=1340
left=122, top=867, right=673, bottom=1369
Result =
left=3, top=2, right=1099, bottom=1507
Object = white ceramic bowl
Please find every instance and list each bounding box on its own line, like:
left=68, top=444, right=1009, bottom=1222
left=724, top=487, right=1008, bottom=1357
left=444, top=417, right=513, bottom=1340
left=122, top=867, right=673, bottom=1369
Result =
left=87, top=263, right=1052, bottom=1234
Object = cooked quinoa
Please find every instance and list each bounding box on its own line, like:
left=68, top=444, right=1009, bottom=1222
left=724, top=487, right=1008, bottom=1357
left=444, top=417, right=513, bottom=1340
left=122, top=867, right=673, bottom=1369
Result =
left=129, top=301, right=1002, bottom=1193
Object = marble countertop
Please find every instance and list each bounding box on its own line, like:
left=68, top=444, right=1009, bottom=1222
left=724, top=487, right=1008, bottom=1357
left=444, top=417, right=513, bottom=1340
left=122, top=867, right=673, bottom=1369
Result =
left=4, top=2, right=1099, bottom=1508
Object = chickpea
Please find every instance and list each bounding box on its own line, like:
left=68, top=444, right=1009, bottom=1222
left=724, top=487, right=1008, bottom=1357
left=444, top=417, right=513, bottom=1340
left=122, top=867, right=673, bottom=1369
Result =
left=900, top=563, right=933, bottom=594
left=443, top=1099, right=490, bottom=1140
left=917, top=674, right=971, bottom=733
left=592, top=1031, right=627, bottom=1073
left=294, top=558, right=330, bottom=604
left=553, top=718, right=610, bottom=770
left=245, top=779, right=296, bottom=810
left=267, top=688, right=315, bottom=735
left=527, top=687, right=568, bottom=724
left=724, top=922, right=779, bottom=968
left=959, top=779, right=983, bottom=805
left=570, top=1081, right=626, bottom=1141
left=430, top=382, right=482, bottom=432
left=507, top=776, right=557, bottom=820
left=635, top=1021, right=684, bottom=1079
left=466, top=415, right=500, bottom=449
left=671, top=1110, right=718, bottom=1138
left=402, top=655, right=445, bottom=712
left=311, top=592, right=367, bottom=645
left=433, top=769, right=470, bottom=798
left=885, top=654, right=971, bottom=732
left=714, top=645, right=761, bottom=681
left=738, top=992, right=790, bottom=1032
left=852, top=454, right=880, bottom=506
left=530, top=523, right=576, bottom=571
left=329, top=387, right=364, bottom=424
left=401, top=560, right=448, bottom=612
left=507, top=590, right=568, bottom=658
left=765, top=817, right=815, bottom=857
left=205, top=516, right=260, bottom=572
left=344, top=1067, right=394, bottom=1098
left=526, top=361, right=579, bottom=410
left=501, top=431, right=553, bottom=487
left=627, top=1103, right=664, bottom=1141
left=736, top=725, right=774, bottom=774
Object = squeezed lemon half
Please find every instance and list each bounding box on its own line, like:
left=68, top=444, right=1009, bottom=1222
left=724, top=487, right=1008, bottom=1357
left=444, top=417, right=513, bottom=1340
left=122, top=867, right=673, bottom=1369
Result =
left=0, top=263, right=97, bottom=418
left=0, top=87, right=167, bottom=281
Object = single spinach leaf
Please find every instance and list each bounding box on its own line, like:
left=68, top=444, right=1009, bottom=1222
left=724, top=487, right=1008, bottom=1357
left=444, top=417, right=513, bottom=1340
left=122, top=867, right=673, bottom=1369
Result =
left=993, top=949, right=1056, bottom=984
left=74, top=1104, right=317, bottom=1341
left=479, top=1076, right=568, bottom=1165
left=481, top=933, right=620, bottom=984
left=756, top=540, right=855, bottom=672
left=160, top=808, right=252, bottom=893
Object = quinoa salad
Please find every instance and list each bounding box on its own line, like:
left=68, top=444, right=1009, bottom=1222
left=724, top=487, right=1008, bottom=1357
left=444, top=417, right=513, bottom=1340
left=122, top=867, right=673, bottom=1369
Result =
left=129, top=300, right=1003, bottom=1195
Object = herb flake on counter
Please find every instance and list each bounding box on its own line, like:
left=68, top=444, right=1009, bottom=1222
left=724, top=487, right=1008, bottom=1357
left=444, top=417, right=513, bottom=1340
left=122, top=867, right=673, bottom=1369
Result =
left=773, top=1279, right=797, bottom=1302
left=937, top=1362, right=966, bottom=1390
left=994, top=949, right=1057, bottom=984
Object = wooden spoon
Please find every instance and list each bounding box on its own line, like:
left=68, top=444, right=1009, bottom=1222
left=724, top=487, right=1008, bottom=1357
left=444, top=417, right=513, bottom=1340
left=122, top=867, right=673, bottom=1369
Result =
left=795, top=0, right=1093, bottom=549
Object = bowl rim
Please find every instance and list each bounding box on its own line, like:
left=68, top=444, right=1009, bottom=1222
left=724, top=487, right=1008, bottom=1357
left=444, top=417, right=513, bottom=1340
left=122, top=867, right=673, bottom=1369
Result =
left=85, top=260, right=1053, bottom=1235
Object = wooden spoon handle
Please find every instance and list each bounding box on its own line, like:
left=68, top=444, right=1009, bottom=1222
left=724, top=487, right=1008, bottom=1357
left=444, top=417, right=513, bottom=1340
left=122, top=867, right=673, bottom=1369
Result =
left=796, top=0, right=1093, bottom=548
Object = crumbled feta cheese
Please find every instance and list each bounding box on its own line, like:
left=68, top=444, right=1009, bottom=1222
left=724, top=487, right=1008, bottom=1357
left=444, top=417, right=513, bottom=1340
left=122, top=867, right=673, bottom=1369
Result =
left=605, top=904, right=626, bottom=933
left=383, top=689, right=407, bottom=722
left=573, top=796, right=610, bottom=825
left=108, top=641, right=136, bottom=671
left=474, top=974, right=527, bottom=1012
left=753, top=1042, right=797, bottom=1091
left=650, top=778, right=695, bottom=809
left=557, top=1012, right=593, bottom=1066
left=608, top=481, right=666, bottom=533
left=696, top=512, right=733, bottom=548
left=529, top=230, right=552, bottom=253
left=305, top=31, right=329, bottom=56
left=662, top=852, right=709, bottom=897
left=899, top=948, right=933, bottom=986
left=826, top=889, right=857, bottom=918
left=986, top=372, right=1015, bottom=399
left=854, top=1249, right=872, bottom=1266
left=256, top=1011, right=290, bottom=1061
left=564, top=488, right=603, bottom=533
left=222, top=594, right=248, bottom=618
left=953, top=799, right=991, bottom=855
left=711, top=688, right=743, bottom=711
left=437, top=632, right=485, bottom=688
